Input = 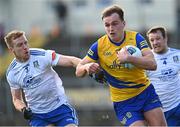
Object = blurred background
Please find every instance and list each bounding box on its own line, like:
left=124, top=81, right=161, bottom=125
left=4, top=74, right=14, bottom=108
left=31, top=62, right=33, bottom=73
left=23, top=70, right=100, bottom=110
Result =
left=0, top=0, right=179, bottom=126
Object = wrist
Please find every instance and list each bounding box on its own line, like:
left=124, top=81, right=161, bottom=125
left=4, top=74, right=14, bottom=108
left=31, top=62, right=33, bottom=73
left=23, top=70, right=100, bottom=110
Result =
left=21, top=107, right=26, bottom=112
left=126, top=55, right=133, bottom=63
left=22, top=107, right=33, bottom=120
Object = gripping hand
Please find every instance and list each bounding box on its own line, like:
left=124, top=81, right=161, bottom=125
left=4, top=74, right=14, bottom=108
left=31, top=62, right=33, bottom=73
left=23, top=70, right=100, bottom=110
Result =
left=21, top=107, right=33, bottom=120
left=89, top=70, right=107, bottom=84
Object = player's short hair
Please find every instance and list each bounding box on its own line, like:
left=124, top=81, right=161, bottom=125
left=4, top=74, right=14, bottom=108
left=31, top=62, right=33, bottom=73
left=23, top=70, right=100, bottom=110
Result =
left=101, top=5, right=124, bottom=21
left=146, top=26, right=167, bottom=39
left=4, top=30, right=25, bottom=48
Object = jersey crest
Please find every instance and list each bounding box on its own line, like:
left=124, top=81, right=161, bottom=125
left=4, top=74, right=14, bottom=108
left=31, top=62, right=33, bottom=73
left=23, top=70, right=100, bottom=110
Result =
left=33, top=60, right=40, bottom=68
left=173, top=55, right=179, bottom=63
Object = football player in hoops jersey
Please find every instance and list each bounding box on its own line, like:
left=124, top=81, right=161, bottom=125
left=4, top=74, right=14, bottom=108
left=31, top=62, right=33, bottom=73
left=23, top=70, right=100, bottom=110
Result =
left=4, top=30, right=80, bottom=126
left=146, top=26, right=180, bottom=126
left=76, top=5, right=167, bottom=126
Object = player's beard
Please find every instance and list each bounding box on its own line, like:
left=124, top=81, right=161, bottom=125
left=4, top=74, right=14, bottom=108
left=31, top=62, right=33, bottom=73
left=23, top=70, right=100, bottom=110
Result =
left=15, top=51, right=30, bottom=62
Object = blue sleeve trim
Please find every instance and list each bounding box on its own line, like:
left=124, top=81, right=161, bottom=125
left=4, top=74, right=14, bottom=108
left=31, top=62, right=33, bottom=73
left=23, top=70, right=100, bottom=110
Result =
left=136, top=33, right=149, bottom=50
left=87, top=41, right=98, bottom=60
left=6, top=60, right=17, bottom=77
left=30, top=50, right=45, bottom=56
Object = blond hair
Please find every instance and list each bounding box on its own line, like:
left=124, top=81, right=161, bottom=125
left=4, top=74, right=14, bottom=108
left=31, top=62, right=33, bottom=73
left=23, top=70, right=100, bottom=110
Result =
left=4, top=30, right=25, bottom=48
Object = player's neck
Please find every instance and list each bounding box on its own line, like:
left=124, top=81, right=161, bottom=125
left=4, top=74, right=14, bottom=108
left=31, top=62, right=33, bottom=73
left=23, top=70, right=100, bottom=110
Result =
left=15, top=57, right=29, bottom=63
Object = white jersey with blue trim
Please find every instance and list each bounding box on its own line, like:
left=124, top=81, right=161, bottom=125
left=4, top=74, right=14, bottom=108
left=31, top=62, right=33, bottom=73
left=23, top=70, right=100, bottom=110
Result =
left=6, top=48, right=67, bottom=113
left=147, top=48, right=180, bottom=112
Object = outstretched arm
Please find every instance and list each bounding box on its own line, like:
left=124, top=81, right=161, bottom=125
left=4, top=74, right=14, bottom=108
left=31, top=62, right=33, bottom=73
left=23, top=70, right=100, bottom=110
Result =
left=76, top=57, right=100, bottom=77
left=57, top=54, right=82, bottom=68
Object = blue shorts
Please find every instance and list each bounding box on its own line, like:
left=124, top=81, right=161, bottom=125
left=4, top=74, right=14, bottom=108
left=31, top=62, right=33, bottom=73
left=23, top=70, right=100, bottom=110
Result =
left=29, top=104, right=78, bottom=126
left=164, top=103, right=180, bottom=126
left=113, top=84, right=162, bottom=126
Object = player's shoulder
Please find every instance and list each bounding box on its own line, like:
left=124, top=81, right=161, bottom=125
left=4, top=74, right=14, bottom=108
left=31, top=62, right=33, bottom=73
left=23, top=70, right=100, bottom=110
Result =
left=125, top=30, right=138, bottom=34
left=6, top=59, right=18, bottom=78
left=168, top=47, right=180, bottom=55
left=30, top=48, right=46, bottom=56
left=169, top=47, right=180, bottom=52
left=98, top=34, right=108, bottom=41
left=125, top=30, right=145, bottom=41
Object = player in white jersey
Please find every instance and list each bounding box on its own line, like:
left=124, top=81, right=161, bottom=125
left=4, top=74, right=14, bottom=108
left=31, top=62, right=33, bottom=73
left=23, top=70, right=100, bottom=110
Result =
left=4, top=30, right=81, bottom=126
left=146, top=26, right=180, bottom=126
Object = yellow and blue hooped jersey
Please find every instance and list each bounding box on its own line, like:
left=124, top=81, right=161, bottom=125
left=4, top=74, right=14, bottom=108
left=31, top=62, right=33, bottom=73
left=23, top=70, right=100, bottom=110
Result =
left=86, top=30, right=151, bottom=102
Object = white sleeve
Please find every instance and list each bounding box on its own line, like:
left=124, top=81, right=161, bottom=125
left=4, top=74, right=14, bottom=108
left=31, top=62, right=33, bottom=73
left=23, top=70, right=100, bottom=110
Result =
left=6, top=76, right=20, bottom=89
left=46, top=50, right=60, bottom=66
left=178, top=53, right=180, bottom=71
left=175, top=50, right=180, bottom=71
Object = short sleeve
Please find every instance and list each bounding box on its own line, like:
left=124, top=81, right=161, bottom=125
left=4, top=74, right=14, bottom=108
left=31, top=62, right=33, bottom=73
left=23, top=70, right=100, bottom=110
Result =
left=86, top=41, right=98, bottom=60
left=136, top=33, right=149, bottom=51
left=46, top=50, right=60, bottom=66
left=6, top=76, right=20, bottom=89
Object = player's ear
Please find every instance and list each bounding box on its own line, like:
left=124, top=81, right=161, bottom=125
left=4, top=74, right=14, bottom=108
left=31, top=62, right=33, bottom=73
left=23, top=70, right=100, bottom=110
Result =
left=123, top=21, right=126, bottom=27
left=9, top=47, right=13, bottom=52
left=120, top=20, right=126, bottom=28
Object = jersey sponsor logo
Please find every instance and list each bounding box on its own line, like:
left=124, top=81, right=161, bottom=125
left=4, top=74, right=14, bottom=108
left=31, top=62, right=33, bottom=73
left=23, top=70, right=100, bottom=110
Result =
left=161, top=68, right=173, bottom=75
left=23, top=75, right=33, bottom=85
left=159, top=68, right=177, bottom=81
left=108, top=59, right=124, bottom=69
left=23, top=75, right=41, bottom=88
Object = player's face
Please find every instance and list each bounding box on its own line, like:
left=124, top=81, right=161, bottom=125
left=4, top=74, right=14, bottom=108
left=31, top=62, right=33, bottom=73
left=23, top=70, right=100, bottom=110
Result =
left=103, top=13, right=125, bottom=42
left=148, top=30, right=168, bottom=54
left=10, top=35, right=30, bottom=62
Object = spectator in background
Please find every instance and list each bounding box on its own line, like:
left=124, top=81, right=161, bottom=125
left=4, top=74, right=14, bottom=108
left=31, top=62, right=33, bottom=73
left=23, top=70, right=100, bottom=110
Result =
left=0, top=23, right=6, bottom=55
left=146, top=26, right=180, bottom=126
left=4, top=30, right=80, bottom=126
left=28, top=25, right=46, bottom=48
left=44, top=23, right=65, bottom=53
left=53, top=0, right=68, bottom=35
left=76, top=5, right=167, bottom=126
left=0, top=43, right=2, bottom=56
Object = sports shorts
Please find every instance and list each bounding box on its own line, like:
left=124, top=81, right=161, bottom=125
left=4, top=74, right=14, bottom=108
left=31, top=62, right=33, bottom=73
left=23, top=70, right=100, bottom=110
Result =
left=164, top=103, right=180, bottom=126
left=113, top=84, right=162, bottom=126
left=29, top=103, right=78, bottom=126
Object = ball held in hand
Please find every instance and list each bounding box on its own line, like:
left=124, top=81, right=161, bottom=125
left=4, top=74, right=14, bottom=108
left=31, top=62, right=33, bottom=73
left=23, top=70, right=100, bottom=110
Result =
left=123, top=45, right=142, bottom=69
